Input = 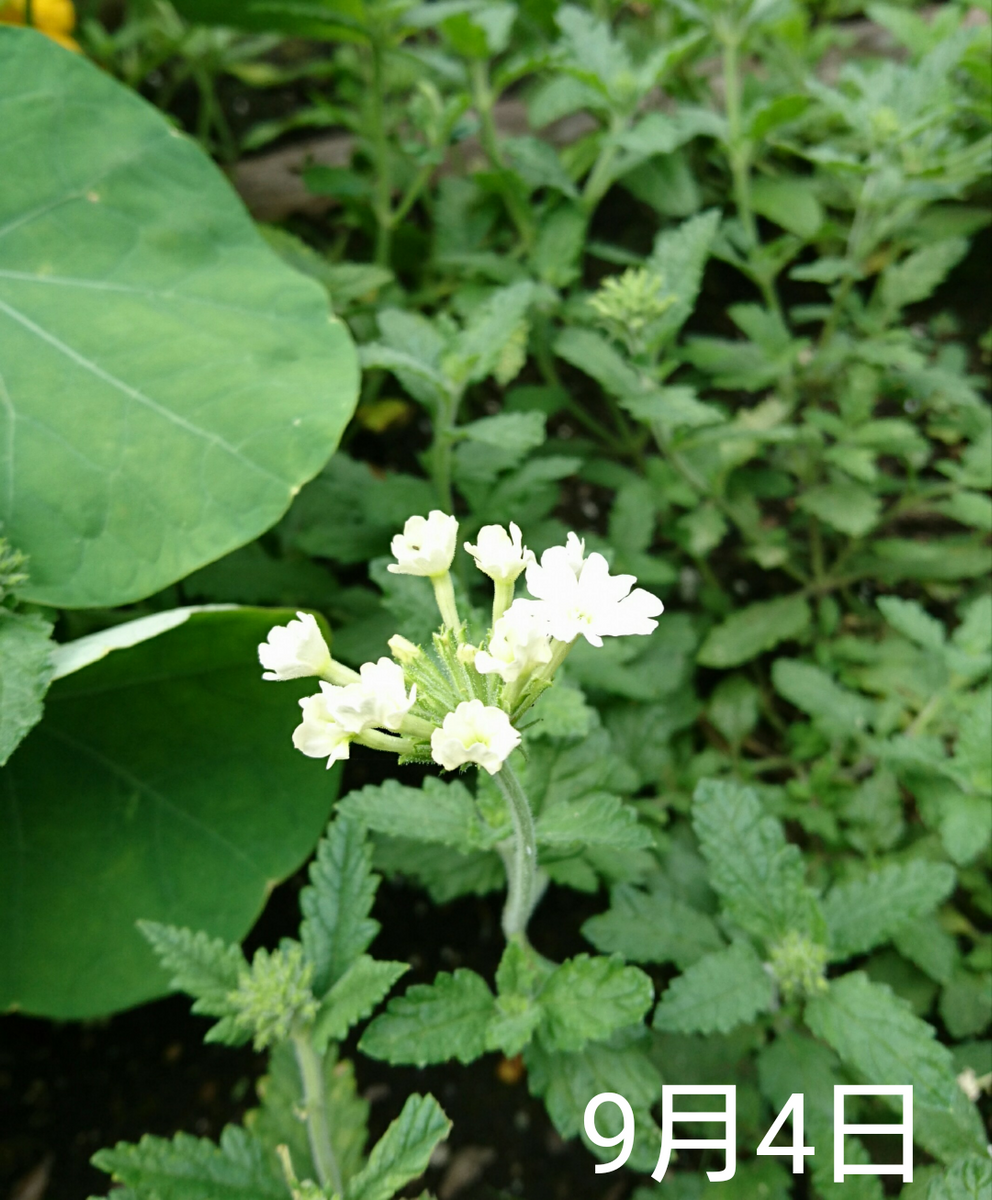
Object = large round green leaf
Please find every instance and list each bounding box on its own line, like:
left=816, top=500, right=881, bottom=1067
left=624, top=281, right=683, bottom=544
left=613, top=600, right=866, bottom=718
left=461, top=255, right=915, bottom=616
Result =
left=0, top=29, right=359, bottom=608
left=0, top=607, right=339, bottom=1018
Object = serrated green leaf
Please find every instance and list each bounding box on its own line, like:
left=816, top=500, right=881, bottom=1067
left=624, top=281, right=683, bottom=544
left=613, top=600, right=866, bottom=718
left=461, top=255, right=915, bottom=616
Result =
left=879, top=238, right=969, bottom=313
left=582, top=886, right=723, bottom=968
left=805, top=973, right=986, bottom=1163
left=245, top=1041, right=368, bottom=1190
left=300, top=817, right=380, bottom=999
left=346, top=1093, right=450, bottom=1200
left=0, top=610, right=53, bottom=766
left=539, top=953, right=653, bottom=1052
left=458, top=411, right=546, bottom=455
left=526, top=1031, right=663, bottom=1174
left=338, top=777, right=487, bottom=852
left=797, top=482, right=881, bottom=537
left=536, top=792, right=653, bottom=850
left=693, top=778, right=823, bottom=942
left=0, top=30, right=357, bottom=609
left=772, top=658, right=873, bottom=738
left=620, top=384, right=724, bottom=430
left=823, top=861, right=956, bottom=961
left=646, top=209, right=721, bottom=348
left=137, top=922, right=247, bottom=1045
left=924, top=1154, right=992, bottom=1200
left=878, top=596, right=946, bottom=651
left=449, top=281, right=534, bottom=386
left=653, top=940, right=773, bottom=1034
left=359, top=969, right=495, bottom=1066
left=93, top=1126, right=284, bottom=1200
left=757, top=1032, right=884, bottom=1200
left=312, top=955, right=409, bottom=1050
left=554, top=326, right=646, bottom=399
left=697, top=594, right=811, bottom=668
left=750, top=176, right=823, bottom=238
left=939, top=972, right=992, bottom=1039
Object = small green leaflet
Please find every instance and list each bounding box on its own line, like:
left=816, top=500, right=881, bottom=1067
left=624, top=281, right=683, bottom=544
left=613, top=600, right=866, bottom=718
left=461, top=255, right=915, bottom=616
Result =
left=0, top=610, right=53, bottom=766
left=653, top=940, right=773, bottom=1035
left=696, top=594, right=811, bottom=668
left=772, top=658, right=873, bottom=738
left=337, top=777, right=488, bottom=852
left=797, top=482, right=881, bottom=537
left=526, top=1032, right=663, bottom=1174
left=877, top=596, right=946, bottom=651
left=692, top=778, right=824, bottom=943
left=299, top=817, right=380, bottom=999
left=539, top=954, right=654, bottom=1052
left=805, top=973, right=986, bottom=1163
left=359, top=969, right=495, bottom=1067
left=822, top=861, right=956, bottom=960
left=582, top=886, right=723, bottom=969
left=345, top=1093, right=450, bottom=1200
left=138, top=922, right=247, bottom=1046
left=536, top=792, right=653, bottom=850
left=924, top=1154, right=992, bottom=1200
left=92, top=1126, right=284, bottom=1200
left=311, top=955, right=409, bottom=1051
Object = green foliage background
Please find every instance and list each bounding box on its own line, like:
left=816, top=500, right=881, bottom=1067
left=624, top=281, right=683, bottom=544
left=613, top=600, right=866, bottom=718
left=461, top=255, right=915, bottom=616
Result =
left=0, top=0, right=989, bottom=1195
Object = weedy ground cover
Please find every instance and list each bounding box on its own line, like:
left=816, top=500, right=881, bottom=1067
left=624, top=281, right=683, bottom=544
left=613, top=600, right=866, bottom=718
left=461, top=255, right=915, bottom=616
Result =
left=0, top=0, right=989, bottom=1197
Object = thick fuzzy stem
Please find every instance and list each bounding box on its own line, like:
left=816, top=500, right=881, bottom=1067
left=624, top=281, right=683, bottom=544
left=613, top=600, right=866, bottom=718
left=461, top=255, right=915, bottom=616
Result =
left=494, top=761, right=540, bottom=939
left=292, top=1031, right=343, bottom=1197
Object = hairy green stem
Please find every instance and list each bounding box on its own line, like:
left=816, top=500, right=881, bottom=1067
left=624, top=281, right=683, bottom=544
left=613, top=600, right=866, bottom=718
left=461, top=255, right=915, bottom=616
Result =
left=495, top=761, right=539, bottom=939
left=431, top=571, right=461, bottom=634
left=292, top=1030, right=343, bottom=1197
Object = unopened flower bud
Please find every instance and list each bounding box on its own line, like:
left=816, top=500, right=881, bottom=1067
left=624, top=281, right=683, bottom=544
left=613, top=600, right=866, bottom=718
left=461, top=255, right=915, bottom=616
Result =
left=456, top=643, right=478, bottom=665
left=388, top=633, right=422, bottom=664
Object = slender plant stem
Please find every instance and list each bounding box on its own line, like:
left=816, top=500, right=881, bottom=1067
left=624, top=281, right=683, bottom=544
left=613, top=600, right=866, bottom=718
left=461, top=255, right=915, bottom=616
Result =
left=493, top=579, right=515, bottom=625
left=494, top=761, right=539, bottom=940
left=370, top=39, right=393, bottom=265
left=292, top=1031, right=343, bottom=1197
left=430, top=390, right=459, bottom=513
left=431, top=571, right=461, bottom=633
left=469, top=59, right=535, bottom=250
left=357, top=728, right=416, bottom=754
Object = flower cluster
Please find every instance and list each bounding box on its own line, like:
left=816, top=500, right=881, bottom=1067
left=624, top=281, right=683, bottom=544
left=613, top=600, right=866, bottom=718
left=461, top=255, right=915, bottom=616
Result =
left=259, top=513, right=663, bottom=777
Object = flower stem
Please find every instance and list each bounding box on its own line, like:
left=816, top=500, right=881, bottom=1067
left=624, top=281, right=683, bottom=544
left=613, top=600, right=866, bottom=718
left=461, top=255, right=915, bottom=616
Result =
left=356, top=729, right=416, bottom=755
left=494, top=761, right=540, bottom=940
left=292, top=1030, right=343, bottom=1197
left=492, top=579, right=515, bottom=626
left=321, top=660, right=362, bottom=686
left=431, top=571, right=461, bottom=634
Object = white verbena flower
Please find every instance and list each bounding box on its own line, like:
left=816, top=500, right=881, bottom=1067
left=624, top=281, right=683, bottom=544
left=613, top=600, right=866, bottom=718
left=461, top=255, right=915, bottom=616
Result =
left=520, top=542, right=663, bottom=648
left=357, top=657, right=417, bottom=731
left=464, top=522, right=534, bottom=584
left=320, top=658, right=417, bottom=734
left=388, top=511, right=459, bottom=577
left=431, top=699, right=521, bottom=775
left=259, top=612, right=332, bottom=681
left=562, top=531, right=587, bottom=577
left=293, top=688, right=353, bottom=767
left=474, top=599, right=553, bottom=683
